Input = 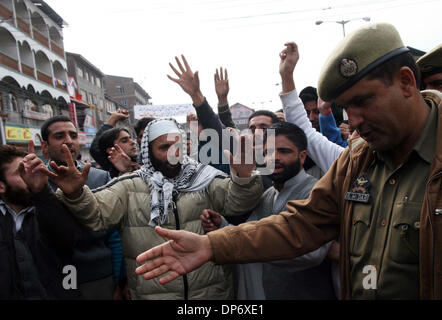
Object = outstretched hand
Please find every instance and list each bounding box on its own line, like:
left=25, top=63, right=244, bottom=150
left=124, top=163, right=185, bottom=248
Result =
left=18, top=140, right=48, bottom=192
left=44, top=144, right=89, bottom=198
left=214, top=67, right=229, bottom=106
left=167, top=55, right=205, bottom=107
left=108, top=144, right=135, bottom=174
left=135, top=226, right=213, bottom=285
left=224, top=128, right=256, bottom=178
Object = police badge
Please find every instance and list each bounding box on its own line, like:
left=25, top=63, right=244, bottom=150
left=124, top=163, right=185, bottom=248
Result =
left=344, top=174, right=371, bottom=203
left=339, top=58, right=358, bottom=78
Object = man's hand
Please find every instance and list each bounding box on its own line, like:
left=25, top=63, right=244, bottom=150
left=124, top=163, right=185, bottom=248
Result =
left=168, top=55, right=205, bottom=107
left=135, top=226, right=213, bottom=285
left=108, top=144, right=134, bottom=174
left=43, top=144, right=90, bottom=199
left=279, top=42, right=299, bottom=93
left=18, top=140, right=48, bottom=193
left=317, top=97, right=332, bottom=116
left=200, top=209, right=222, bottom=233
left=214, top=67, right=229, bottom=106
left=224, top=128, right=256, bottom=178
left=339, top=123, right=351, bottom=141
left=107, top=109, right=129, bottom=127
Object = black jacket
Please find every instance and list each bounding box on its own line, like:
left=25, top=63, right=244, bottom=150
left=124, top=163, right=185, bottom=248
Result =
left=0, top=186, right=81, bottom=299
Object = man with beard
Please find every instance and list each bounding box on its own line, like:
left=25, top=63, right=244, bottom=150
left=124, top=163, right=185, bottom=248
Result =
left=41, top=115, right=125, bottom=300
left=0, top=144, right=80, bottom=299
left=43, top=117, right=262, bottom=299
left=200, top=122, right=336, bottom=299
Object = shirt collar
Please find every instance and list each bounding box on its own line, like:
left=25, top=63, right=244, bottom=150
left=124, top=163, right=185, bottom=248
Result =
left=0, top=200, right=33, bottom=216
left=274, top=169, right=310, bottom=194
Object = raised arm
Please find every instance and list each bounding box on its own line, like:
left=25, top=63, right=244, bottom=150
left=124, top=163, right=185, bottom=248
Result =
left=215, top=67, right=236, bottom=128
left=318, top=98, right=348, bottom=148
left=279, top=42, right=344, bottom=172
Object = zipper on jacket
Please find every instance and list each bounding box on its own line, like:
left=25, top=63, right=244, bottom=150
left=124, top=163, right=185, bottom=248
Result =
left=426, top=170, right=442, bottom=299
left=172, top=192, right=189, bottom=300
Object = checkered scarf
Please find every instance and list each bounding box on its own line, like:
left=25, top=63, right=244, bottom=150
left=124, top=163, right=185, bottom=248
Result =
left=137, top=118, right=225, bottom=227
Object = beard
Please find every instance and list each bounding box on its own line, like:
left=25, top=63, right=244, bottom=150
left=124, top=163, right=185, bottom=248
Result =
left=149, top=148, right=182, bottom=179
left=2, top=181, right=32, bottom=208
left=269, top=157, right=302, bottom=185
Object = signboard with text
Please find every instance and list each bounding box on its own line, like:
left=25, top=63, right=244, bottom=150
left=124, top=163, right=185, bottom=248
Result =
left=134, top=104, right=194, bottom=120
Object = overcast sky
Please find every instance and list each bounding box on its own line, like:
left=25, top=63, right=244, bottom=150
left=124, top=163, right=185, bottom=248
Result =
left=45, top=0, right=442, bottom=112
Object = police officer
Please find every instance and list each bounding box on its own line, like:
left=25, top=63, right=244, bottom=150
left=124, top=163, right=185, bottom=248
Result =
left=417, top=43, right=442, bottom=92
left=135, top=23, right=442, bottom=300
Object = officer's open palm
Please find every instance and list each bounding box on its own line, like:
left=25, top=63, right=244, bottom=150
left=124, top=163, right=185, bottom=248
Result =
left=44, top=144, right=90, bottom=198
left=136, top=226, right=213, bottom=285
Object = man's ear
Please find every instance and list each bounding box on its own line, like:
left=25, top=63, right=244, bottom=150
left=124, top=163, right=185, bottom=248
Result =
left=0, top=181, right=6, bottom=195
left=397, top=67, right=417, bottom=98
left=41, top=140, right=49, bottom=160
left=299, top=150, right=307, bottom=166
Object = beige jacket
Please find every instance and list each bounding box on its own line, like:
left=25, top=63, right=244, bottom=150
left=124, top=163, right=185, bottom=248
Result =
left=57, top=172, right=263, bottom=300
left=209, top=90, right=442, bottom=299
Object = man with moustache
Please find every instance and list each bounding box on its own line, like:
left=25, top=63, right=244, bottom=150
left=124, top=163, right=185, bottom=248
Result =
left=40, top=115, right=125, bottom=300
left=0, top=144, right=80, bottom=299
left=417, top=44, right=442, bottom=92
left=44, top=116, right=262, bottom=300
left=201, top=122, right=336, bottom=299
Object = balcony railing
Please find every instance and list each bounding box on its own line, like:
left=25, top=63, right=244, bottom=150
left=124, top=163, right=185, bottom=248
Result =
left=21, top=63, right=35, bottom=78
left=37, top=71, right=52, bottom=86
left=0, top=52, right=19, bottom=71
left=33, top=28, right=49, bottom=48
left=17, top=17, right=31, bottom=36
left=0, top=4, right=12, bottom=21
left=50, top=41, right=64, bottom=58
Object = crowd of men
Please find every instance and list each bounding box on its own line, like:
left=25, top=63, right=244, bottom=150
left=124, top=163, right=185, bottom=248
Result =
left=1, top=22, right=441, bottom=300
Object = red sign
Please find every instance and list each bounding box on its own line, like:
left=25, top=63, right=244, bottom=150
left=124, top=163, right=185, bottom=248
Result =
left=68, top=102, right=78, bottom=127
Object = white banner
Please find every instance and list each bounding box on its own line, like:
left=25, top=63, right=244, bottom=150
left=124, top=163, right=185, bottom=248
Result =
left=134, top=104, right=194, bottom=120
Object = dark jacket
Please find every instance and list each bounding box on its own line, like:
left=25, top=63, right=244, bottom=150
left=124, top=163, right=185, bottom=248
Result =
left=48, top=162, right=114, bottom=284
left=0, top=186, right=81, bottom=299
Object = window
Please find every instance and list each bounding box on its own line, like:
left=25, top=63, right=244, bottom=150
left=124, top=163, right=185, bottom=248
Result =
left=91, top=76, right=95, bottom=85
left=121, top=99, right=128, bottom=107
left=77, top=66, right=83, bottom=78
left=87, top=92, right=93, bottom=104
left=96, top=78, right=101, bottom=88
left=6, top=93, right=18, bottom=112
left=119, top=87, right=125, bottom=94
left=42, top=104, right=53, bottom=117
left=85, top=72, right=89, bottom=81
left=24, top=99, right=39, bottom=112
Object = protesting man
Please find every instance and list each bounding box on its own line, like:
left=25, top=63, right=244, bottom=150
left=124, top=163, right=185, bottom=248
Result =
left=44, top=116, right=263, bottom=299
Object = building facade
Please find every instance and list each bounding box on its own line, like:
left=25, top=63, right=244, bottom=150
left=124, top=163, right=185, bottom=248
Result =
left=230, top=103, right=254, bottom=131
left=0, top=0, right=69, bottom=148
left=104, top=75, right=151, bottom=124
